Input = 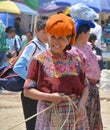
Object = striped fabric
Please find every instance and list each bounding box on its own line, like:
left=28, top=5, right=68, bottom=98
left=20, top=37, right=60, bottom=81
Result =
left=86, top=85, right=103, bottom=130
left=35, top=94, right=89, bottom=130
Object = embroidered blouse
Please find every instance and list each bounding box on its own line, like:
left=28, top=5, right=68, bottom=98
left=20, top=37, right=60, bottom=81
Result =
left=24, top=50, right=87, bottom=96
left=74, top=43, right=100, bottom=81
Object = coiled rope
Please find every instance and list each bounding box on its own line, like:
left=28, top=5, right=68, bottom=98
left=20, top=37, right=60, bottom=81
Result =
left=8, top=95, right=81, bottom=130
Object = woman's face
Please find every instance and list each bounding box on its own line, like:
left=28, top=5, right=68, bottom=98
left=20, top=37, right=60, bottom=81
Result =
left=26, top=32, right=33, bottom=42
left=81, top=31, right=90, bottom=44
left=85, top=31, right=90, bottom=42
left=48, top=35, right=70, bottom=56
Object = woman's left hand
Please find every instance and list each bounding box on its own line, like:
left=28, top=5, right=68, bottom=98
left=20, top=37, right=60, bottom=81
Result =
left=75, top=103, right=86, bottom=120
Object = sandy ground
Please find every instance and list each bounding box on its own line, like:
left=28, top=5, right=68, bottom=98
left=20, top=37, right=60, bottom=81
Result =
left=0, top=89, right=110, bottom=130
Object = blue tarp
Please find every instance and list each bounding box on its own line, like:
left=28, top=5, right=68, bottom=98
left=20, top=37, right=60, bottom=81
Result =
left=54, top=0, right=110, bottom=12
left=0, top=12, right=14, bottom=27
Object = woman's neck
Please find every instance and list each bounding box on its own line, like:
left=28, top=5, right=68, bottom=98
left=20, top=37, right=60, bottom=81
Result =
left=48, top=49, right=66, bottom=59
left=75, top=38, right=86, bottom=47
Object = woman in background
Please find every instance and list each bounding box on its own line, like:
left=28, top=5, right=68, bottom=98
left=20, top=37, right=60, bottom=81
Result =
left=70, top=19, right=103, bottom=130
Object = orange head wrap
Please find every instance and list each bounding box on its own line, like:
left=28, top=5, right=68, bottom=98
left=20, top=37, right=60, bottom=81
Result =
left=46, top=13, right=76, bottom=45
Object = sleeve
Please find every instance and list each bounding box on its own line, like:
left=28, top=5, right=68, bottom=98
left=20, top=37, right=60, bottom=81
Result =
left=21, top=44, right=36, bottom=61
left=85, top=45, right=98, bottom=70
left=13, top=44, right=35, bottom=79
left=14, top=36, right=22, bottom=54
left=13, top=57, right=28, bottom=80
left=23, top=58, right=39, bottom=89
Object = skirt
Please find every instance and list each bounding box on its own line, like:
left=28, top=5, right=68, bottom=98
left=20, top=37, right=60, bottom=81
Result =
left=86, top=84, right=103, bottom=130
left=35, top=94, right=89, bottom=130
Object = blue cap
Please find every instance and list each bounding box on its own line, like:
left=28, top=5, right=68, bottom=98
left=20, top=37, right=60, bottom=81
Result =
left=74, top=19, right=95, bottom=34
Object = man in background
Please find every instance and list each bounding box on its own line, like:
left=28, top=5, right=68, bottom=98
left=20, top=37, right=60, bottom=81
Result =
left=14, top=17, right=22, bottom=39
left=90, top=13, right=105, bottom=70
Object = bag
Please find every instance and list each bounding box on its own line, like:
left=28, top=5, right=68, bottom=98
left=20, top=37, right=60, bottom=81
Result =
left=69, top=3, right=98, bottom=21
left=0, top=63, right=25, bottom=92
left=0, top=41, right=38, bottom=92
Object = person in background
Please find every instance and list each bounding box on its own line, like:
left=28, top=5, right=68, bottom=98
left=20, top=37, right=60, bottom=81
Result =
left=71, top=19, right=103, bottom=130
left=13, top=16, right=48, bottom=130
left=6, top=26, right=22, bottom=58
left=0, top=20, right=8, bottom=93
left=90, top=14, right=102, bottom=51
left=23, top=13, right=89, bottom=130
left=90, top=14, right=105, bottom=70
left=0, top=20, right=8, bottom=67
left=88, top=33, right=105, bottom=70
left=22, top=31, right=33, bottom=48
left=14, top=17, right=22, bottom=39
left=5, top=26, right=12, bottom=47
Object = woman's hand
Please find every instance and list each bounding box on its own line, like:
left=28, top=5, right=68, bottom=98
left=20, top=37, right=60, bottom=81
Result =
left=75, top=103, right=86, bottom=121
left=50, top=93, right=67, bottom=104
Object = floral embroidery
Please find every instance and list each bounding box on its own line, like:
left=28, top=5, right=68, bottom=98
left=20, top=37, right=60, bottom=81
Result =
left=24, top=79, right=37, bottom=89
left=35, top=50, right=82, bottom=78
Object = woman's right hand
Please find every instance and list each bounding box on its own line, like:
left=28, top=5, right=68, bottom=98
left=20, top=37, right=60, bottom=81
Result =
left=50, top=93, right=67, bottom=104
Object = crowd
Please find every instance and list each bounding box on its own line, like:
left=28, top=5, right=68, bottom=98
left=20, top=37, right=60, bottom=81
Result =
left=0, top=3, right=108, bottom=130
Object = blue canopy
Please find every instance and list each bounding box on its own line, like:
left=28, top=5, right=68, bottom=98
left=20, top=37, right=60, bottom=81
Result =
left=0, top=1, right=37, bottom=15
left=54, top=0, right=110, bottom=12
left=0, top=12, right=14, bottom=27
left=15, top=2, right=37, bottom=15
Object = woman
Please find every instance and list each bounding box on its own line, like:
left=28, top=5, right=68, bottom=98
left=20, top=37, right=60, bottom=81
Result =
left=70, top=19, right=103, bottom=130
left=23, top=13, right=89, bottom=130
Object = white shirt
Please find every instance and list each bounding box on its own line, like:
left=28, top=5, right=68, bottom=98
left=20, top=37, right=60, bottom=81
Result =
left=13, top=37, right=48, bottom=79
left=90, top=22, right=102, bottom=50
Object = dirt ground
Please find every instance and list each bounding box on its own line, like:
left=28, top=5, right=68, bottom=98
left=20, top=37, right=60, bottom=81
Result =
left=0, top=89, right=110, bottom=130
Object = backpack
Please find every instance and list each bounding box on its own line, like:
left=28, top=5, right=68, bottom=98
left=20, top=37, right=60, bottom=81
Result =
left=0, top=41, right=38, bottom=92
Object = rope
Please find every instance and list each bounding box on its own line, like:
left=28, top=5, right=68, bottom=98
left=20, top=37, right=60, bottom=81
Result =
left=8, top=95, right=82, bottom=130
left=8, top=103, right=54, bottom=130
left=64, top=96, right=79, bottom=129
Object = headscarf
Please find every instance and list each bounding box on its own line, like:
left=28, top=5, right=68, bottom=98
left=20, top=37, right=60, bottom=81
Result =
left=74, top=19, right=95, bottom=35
left=46, top=13, right=76, bottom=45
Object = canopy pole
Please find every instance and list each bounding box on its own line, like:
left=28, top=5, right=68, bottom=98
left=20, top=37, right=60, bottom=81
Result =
left=31, top=15, right=34, bottom=32
left=33, top=16, right=37, bottom=37
left=6, top=12, right=8, bottom=27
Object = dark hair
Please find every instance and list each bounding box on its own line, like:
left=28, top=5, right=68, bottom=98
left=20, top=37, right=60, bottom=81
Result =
left=7, top=27, right=16, bottom=33
left=64, top=44, right=71, bottom=52
left=5, top=26, right=13, bottom=33
left=88, top=33, right=97, bottom=43
left=25, top=31, right=33, bottom=36
left=94, top=19, right=99, bottom=22
left=77, top=24, right=90, bottom=38
left=64, top=34, right=73, bottom=52
left=15, top=17, right=21, bottom=21
left=36, top=16, right=48, bottom=31
left=57, top=11, right=63, bottom=14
